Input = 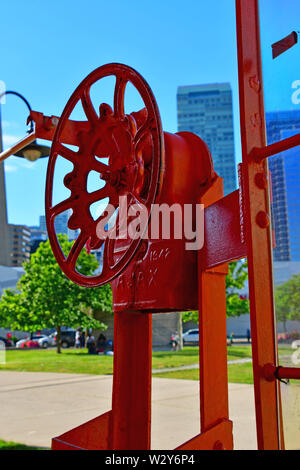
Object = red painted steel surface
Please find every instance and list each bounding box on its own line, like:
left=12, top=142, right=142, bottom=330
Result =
left=175, top=420, right=233, bottom=451
left=111, top=312, right=152, bottom=449
left=200, top=189, right=246, bottom=270
left=45, top=63, right=164, bottom=287
left=111, top=130, right=216, bottom=313
left=52, top=411, right=112, bottom=450
left=236, top=0, right=282, bottom=450
left=263, top=363, right=300, bottom=382
left=36, top=2, right=299, bottom=445
left=197, top=178, right=232, bottom=448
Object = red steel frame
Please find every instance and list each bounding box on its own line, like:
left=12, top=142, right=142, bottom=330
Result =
left=236, top=0, right=300, bottom=449
left=236, top=0, right=282, bottom=449
left=2, top=0, right=300, bottom=451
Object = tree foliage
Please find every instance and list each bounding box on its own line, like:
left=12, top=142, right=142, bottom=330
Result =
left=275, top=273, right=300, bottom=328
left=182, top=260, right=249, bottom=324
left=0, top=235, right=112, bottom=352
left=225, top=260, right=249, bottom=317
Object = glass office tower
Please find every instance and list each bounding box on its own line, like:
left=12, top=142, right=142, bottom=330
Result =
left=266, top=110, right=300, bottom=261
left=177, top=82, right=236, bottom=196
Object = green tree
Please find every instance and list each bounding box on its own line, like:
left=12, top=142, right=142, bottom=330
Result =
left=274, top=273, right=300, bottom=329
left=226, top=260, right=249, bottom=317
left=182, top=260, right=249, bottom=324
left=275, top=283, right=291, bottom=332
left=286, top=273, right=300, bottom=321
left=0, top=235, right=112, bottom=353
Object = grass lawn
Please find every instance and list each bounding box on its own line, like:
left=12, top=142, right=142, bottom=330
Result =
left=0, top=348, right=114, bottom=375
left=154, top=362, right=254, bottom=384
left=0, top=439, right=46, bottom=450
left=0, top=346, right=252, bottom=375
left=0, top=344, right=294, bottom=383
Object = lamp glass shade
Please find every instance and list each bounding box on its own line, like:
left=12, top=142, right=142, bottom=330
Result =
left=14, top=140, right=51, bottom=161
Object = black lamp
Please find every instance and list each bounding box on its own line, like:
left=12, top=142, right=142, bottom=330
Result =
left=14, top=140, right=50, bottom=161
left=1, top=90, right=51, bottom=161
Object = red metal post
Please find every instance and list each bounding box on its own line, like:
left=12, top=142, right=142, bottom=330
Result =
left=198, top=177, right=233, bottom=446
left=111, top=312, right=152, bottom=450
left=236, top=0, right=282, bottom=449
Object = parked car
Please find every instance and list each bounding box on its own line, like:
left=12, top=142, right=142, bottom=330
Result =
left=16, top=338, right=27, bottom=348
left=31, top=334, right=55, bottom=349
left=16, top=338, right=40, bottom=348
left=182, top=329, right=199, bottom=345
left=50, top=329, right=76, bottom=348
left=16, top=334, right=54, bottom=349
left=0, top=336, right=14, bottom=348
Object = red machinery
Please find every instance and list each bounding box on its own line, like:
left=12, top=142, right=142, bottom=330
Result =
left=2, top=0, right=300, bottom=450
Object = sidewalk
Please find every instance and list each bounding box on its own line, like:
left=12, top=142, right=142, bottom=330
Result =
left=0, top=370, right=257, bottom=450
left=152, top=357, right=252, bottom=374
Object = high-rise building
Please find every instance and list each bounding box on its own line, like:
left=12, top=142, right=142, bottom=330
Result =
left=39, top=215, right=47, bottom=233
left=39, top=211, right=79, bottom=241
left=29, top=227, right=48, bottom=254
left=266, top=110, right=300, bottom=261
left=177, top=82, right=236, bottom=195
left=8, top=224, right=31, bottom=266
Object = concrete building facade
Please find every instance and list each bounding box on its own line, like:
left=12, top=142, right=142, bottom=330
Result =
left=8, top=224, right=31, bottom=266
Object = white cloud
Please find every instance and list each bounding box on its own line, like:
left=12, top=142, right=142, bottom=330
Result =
left=4, top=162, right=17, bottom=172
left=4, top=158, right=38, bottom=171
left=18, top=159, right=37, bottom=169
left=2, top=134, right=22, bottom=147
left=2, top=120, right=19, bottom=130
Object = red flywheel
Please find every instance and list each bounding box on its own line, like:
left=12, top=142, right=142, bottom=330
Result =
left=45, top=63, right=164, bottom=287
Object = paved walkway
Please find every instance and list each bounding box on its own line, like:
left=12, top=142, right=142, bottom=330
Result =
left=0, top=370, right=257, bottom=450
left=152, top=358, right=252, bottom=374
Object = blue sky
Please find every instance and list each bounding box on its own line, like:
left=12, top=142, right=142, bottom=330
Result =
left=1, top=0, right=300, bottom=227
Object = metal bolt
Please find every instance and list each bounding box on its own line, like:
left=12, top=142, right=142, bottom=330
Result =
left=256, top=211, right=270, bottom=228
left=213, top=440, right=225, bottom=450
left=51, top=117, right=59, bottom=126
left=254, top=172, right=268, bottom=189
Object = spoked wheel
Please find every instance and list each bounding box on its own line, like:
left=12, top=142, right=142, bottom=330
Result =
left=45, top=63, right=164, bottom=287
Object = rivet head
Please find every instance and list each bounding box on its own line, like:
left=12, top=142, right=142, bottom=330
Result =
left=249, top=75, right=261, bottom=92
left=51, top=117, right=59, bottom=126
left=255, top=172, right=268, bottom=189
left=213, top=440, right=225, bottom=450
left=256, top=211, right=270, bottom=228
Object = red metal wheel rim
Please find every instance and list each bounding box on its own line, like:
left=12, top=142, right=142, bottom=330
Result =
left=45, top=63, right=164, bottom=287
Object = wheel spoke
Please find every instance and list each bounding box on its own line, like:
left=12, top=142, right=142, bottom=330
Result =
left=102, top=236, right=115, bottom=271
left=109, top=211, right=124, bottom=241
left=81, top=87, right=98, bottom=124
left=87, top=186, right=111, bottom=204
left=133, top=118, right=153, bottom=146
left=49, top=198, right=74, bottom=218
left=53, top=142, right=78, bottom=163
left=114, top=75, right=127, bottom=117
left=91, top=158, right=109, bottom=174
left=66, top=231, right=89, bottom=269
left=89, top=233, right=106, bottom=251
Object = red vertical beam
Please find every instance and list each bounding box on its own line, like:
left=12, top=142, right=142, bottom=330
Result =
left=111, top=312, right=152, bottom=450
left=198, top=178, right=232, bottom=447
left=235, top=0, right=282, bottom=449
